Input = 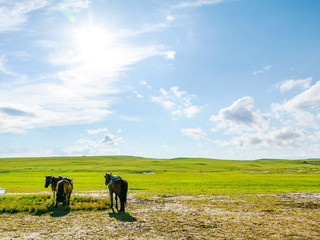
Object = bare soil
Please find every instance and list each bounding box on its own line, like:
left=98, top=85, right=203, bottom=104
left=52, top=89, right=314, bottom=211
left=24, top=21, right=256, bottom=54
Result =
left=1, top=192, right=319, bottom=239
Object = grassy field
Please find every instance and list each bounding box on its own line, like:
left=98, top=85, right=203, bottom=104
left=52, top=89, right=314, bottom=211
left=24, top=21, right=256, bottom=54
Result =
left=0, top=156, right=319, bottom=194
left=1, top=156, right=319, bottom=239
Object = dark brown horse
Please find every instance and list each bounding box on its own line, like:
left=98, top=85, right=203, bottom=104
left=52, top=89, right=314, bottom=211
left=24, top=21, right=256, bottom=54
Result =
left=55, top=180, right=73, bottom=207
left=104, top=173, right=128, bottom=212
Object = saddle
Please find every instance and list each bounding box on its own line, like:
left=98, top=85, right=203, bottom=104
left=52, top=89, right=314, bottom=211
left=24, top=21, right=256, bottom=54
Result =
left=59, top=176, right=73, bottom=186
left=109, top=175, right=121, bottom=185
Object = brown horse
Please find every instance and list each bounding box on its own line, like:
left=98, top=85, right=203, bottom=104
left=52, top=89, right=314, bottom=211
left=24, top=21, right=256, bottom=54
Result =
left=45, top=175, right=61, bottom=200
left=45, top=176, right=73, bottom=202
left=105, top=173, right=128, bottom=212
left=55, top=180, right=73, bottom=207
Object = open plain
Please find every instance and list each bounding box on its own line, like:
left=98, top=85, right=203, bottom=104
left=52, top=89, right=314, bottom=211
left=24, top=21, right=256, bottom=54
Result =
left=0, top=156, right=319, bottom=239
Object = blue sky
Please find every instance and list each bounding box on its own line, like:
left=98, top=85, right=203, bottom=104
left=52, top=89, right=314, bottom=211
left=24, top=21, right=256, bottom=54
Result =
left=1, top=0, right=320, bottom=159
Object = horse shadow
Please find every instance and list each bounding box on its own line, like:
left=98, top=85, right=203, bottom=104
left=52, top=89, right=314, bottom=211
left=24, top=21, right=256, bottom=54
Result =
left=35, top=203, right=70, bottom=217
left=50, top=205, right=70, bottom=217
left=108, top=209, right=137, bottom=222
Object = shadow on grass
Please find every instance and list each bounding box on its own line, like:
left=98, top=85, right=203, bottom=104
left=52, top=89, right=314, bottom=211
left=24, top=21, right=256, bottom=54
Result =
left=108, top=209, right=137, bottom=222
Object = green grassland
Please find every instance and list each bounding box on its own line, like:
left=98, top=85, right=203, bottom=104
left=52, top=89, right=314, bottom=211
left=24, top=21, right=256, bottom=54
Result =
left=0, top=195, right=110, bottom=215
left=0, top=156, right=319, bottom=195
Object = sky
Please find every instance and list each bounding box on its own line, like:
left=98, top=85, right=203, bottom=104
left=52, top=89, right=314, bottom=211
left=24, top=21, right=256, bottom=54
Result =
left=0, top=0, right=320, bottom=160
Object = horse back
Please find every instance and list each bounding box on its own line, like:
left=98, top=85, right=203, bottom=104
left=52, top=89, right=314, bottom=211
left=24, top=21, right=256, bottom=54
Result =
left=110, top=179, right=127, bottom=195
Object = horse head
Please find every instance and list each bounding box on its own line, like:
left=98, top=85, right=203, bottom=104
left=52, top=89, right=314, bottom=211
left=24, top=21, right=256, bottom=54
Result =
left=104, top=173, right=112, bottom=185
left=45, top=175, right=53, bottom=188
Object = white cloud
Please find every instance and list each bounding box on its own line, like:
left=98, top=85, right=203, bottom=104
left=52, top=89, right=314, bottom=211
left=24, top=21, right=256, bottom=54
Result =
left=252, top=65, right=272, bottom=75
left=140, top=81, right=147, bottom=86
left=102, top=133, right=122, bottom=146
left=49, top=0, right=89, bottom=12
left=181, top=127, right=207, bottom=140
left=0, top=55, right=16, bottom=76
left=175, top=0, right=227, bottom=8
left=272, top=80, right=320, bottom=128
left=139, top=80, right=152, bottom=89
left=151, top=86, right=201, bottom=118
left=87, top=128, right=108, bottom=135
left=0, top=0, right=49, bottom=32
left=183, top=106, right=201, bottom=118
left=116, top=129, right=122, bottom=134
left=64, top=129, right=122, bottom=155
left=151, top=96, right=175, bottom=110
left=228, top=127, right=308, bottom=148
left=210, top=96, right=269, bottom=134
left=163, top=51, right=176, bottom=60
left=133, top=91, right=143, bottom=98
left=210, top=84, right=320, bottom=155
left=274, top=77, right=312, bottom=92
left=0, top=147, right=54, bottom=158
left=166, top=15, right=175, bottom=22
left=0, top=15, right=175, bottom=133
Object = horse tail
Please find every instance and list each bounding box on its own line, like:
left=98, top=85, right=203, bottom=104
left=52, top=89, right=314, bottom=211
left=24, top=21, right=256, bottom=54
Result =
left=56, top=180, right=65, bottom=203
left=120, top=179, right=128, bottom=203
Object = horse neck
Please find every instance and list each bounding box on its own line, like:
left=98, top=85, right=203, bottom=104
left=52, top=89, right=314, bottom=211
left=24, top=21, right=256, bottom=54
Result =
left=51, top=177, right=60, bottom=186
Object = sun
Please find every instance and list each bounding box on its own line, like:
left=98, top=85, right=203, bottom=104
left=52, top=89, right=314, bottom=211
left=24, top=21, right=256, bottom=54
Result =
left=73, top=25, right=112, bottom=60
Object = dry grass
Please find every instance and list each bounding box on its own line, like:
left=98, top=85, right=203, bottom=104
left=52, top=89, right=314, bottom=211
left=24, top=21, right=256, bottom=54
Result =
left=0, top=192, right=319, bottom=239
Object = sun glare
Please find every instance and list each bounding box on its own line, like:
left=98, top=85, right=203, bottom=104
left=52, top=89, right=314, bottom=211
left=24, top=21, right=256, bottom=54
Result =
left=73, top=25, right=112, bottom=59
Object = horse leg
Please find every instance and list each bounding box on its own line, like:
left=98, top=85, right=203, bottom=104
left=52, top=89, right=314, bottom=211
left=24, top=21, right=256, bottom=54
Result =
left=51, top=192, right=55, bottom=206
left=115, top=193, right=118, bottom=210
left=110, top=191, right=113, bottom=208
left=68, top=191, right=71, bottom=206
left=120, top=199, right=125, bottom=212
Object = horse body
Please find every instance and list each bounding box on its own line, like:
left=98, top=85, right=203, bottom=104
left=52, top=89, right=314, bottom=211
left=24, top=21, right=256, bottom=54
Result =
left=105, top=173, right=128, bottom=212
left=55, top=179, right=73, bottom=207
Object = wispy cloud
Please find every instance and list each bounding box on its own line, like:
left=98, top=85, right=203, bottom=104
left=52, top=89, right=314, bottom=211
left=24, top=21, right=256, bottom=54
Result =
left=273, top=77, right=312, bottom=92
left=64, top=128, right=122, bottom=156
left=0, top=0, right=50, bottom=32
left=139, top=80, right=152, bottom=89
left=166, top=15, right=175, bottom=22
left=0, top=10, right=175, bottom=133
left=227, top=127, right=309, bottom=148
left=0, top=55, right=16, bottom=76
left=163, top=51, right=176, bottom=60
left=151, top=86, right=201, bottom=118
left=49, top=0, right=89, bottom=12
left=252, top=65, right=272, bottom=75
left=181, top=127, right=207, bottom=140
left=272, top=80, right=320, bottom=128
left=0, top=147, right=54, bottom=158
left=175, top=0, right=227, bottom=8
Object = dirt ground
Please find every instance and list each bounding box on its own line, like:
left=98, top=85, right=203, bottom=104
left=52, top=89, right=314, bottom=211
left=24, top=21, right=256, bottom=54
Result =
left=1, top=192, right=319, bottom=239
